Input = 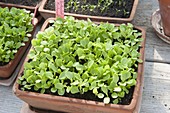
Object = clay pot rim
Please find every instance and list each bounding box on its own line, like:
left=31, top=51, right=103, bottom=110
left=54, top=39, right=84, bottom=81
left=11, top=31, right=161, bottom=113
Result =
left=0, top=2, right=39, bottom=69
left=39, top=0, right=139, bottom=22
left=13, top=18, right=146, bottom=111
left=151, top=9, right=170, bottom=44
left=0, top=3, right=39, bottom=79
left=0, top=17, right=38, bottom=69
left=0, top=1, right=42, bottom=10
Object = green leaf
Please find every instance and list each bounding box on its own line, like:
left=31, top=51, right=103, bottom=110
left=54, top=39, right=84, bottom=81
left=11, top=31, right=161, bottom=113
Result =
left=48, top=62, right=58, bottom=72
left=35, top=80, right=41, bottom=83
left=44, top=48, right=50, bottom=52
left=59, top=72, right=67, bottom=80
left=24, top=85, right=31, bottom=90
left=76, top=48, right=84, bottom=56
left=137, top=59, right=143, bottom=63
left=111, top=93, right=118, bottom=98
left=35, top=46, right=43, bottom=52
left=101, top=86, right=108, bottom=96
left=103, top=97, right=110, bottom=104
left=40, top=89, right=46, bottom=94
left=108, top=80, right=116, bottom=90
left=58, top=88, right=65, bottom=95
left=73, top=62, right=84, bottom=71
left=60, top=65, right=67, bottom=70
left=126, top=79, right=136, bottom=86
left=87, top=60, right=94, bottom=68
left=51, top=87, right=57, bottom=93
left=90, top=81, right=96, bottom=90
left=80, top=38, right=89, bottom=47
left=92, top=87, right=98, bottom=95
left=41, top=41, right=48, bottom=45
left=118, top=91, right=125, bottom=98
left=71, top=80, right=79, bottom=85
left=106, top=41, right=113, bottom=51
left=113, top=99, right=119, bottom=104
left=55, top=83, right=64, bottom=89
left=66, top=71, right=74, bottom=80
left=45, top=71, right=53, bottom=79
left=71, top=86, right=79, bottom=94
left=114, top=86, right=122, bottom=92
left=55, top=59, right=63, bottom=66
left=39, top=62, right=47, bottom=69
left=66, top=86, right=72, bottom=93
left=120, top=70, right=131, bottom=82
left=98, top=93, right=104, bottom=99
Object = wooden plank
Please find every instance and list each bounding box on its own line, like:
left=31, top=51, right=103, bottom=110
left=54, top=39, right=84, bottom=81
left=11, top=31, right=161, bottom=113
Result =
left=0, top=85, right=23, bottom=113
left=145, top=43, right=170, bottom=63
left=140, top=62, right=170, bottom=113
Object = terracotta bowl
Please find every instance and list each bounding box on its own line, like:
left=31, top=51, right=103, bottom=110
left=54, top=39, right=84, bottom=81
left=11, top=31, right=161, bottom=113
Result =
left=151, top=9, right=170, bottom=44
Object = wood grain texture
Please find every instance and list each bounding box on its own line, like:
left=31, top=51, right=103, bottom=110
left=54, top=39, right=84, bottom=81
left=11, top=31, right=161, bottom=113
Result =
left=140, top=62, right=170, bottom=113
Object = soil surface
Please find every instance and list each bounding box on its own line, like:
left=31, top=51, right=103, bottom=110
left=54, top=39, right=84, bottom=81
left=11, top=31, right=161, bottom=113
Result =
left=0, top=0, right=41, bottom=7
left=20, top=84, right=134, bottom=105
left=58, top=87, right=134, bottom=105
left=44, top=0, right=134, bottom=18
left=0, top=62, right=8, bottom=66
left=44, top=0, right=55, bottom=11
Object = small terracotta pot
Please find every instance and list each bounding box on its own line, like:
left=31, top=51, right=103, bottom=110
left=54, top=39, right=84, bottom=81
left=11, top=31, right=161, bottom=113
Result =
left=158, top=0, right=170, bottom=37
left=39, top=0, right=139, bottom=23
left=14, top=18, right=146, bottom=113
left=0, top=5, right=39, bottom=79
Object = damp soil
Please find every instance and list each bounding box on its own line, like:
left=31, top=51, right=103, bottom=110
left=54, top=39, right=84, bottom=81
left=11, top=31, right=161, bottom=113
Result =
left=0, top=62, right=8, bottom=66
left=0, top=0, right=41, bottom=7
left=20, top=83, right=134, bottom=105
left=53, top=87, right=134, bottom=105
left=44, top=0, right=134, bottom=18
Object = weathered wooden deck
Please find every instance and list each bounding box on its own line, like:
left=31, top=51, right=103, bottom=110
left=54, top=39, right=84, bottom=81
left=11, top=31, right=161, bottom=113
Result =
left=1, top=0, right=170, bottom=113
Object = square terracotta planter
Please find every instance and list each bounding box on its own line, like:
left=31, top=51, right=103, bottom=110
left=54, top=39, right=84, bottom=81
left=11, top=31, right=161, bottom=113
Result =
left=13, top=18, right=146, bottom=113
left=0, top=5, right=39, bottom=79
left=39, top=0, right=139, bottom=23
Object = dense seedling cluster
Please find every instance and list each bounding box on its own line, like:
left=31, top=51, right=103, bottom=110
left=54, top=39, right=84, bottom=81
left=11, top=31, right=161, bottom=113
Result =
left=65, top=0, right=133, bottom=17
left=0, top=7, right=33, bottom=64
left=19, top=16, right=143, bottom=104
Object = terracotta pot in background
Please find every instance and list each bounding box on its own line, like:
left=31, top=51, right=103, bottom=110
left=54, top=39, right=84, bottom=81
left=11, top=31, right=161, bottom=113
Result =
left=0, top=1, right=42, bottom=18
left=158, top=0, right=170, bottom=37
left=0, top=4, right=39, bottom=79
left=39, top=0, right=139, bottom=23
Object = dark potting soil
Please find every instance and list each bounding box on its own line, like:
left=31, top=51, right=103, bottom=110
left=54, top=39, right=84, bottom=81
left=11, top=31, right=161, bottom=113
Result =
left=58, top=87, right=134, bottom=105
left=44, top=0, right=55, bottom=11
left=0, top=0, right=41, bottom=7
left=20, top=82, right=134, bottom=105
left=0, top=62, right=8, bottom=66
left=44, top=0, right=134, bottom=18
